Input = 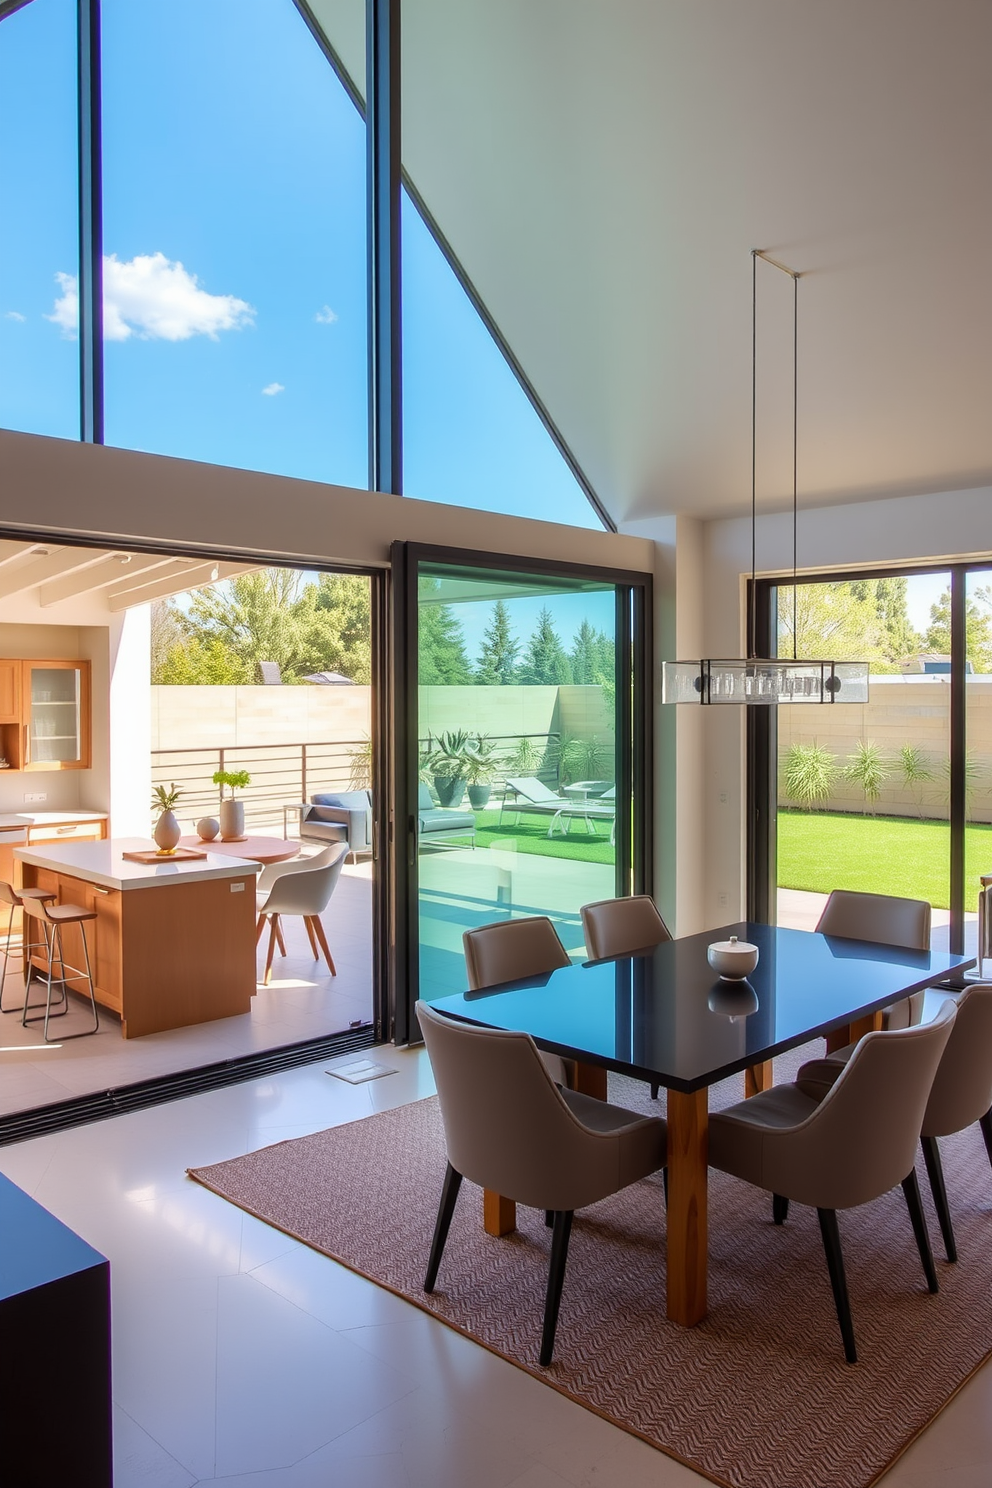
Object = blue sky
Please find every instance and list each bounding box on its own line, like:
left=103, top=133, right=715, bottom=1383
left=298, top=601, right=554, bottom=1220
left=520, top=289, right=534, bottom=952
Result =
left=0, top=0, right=600, bottom=530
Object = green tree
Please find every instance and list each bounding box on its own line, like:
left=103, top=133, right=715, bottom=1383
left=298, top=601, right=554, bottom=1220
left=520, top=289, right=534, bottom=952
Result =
left=418, top=577, right=472, bottom=684
left=923, top=585, right=992, bottom=673
left=156, top=635, right=249, bottom=684
left=182, top=570, right=309, bottom=680
left=475, top=600, right=519, bottom=684
left=569, top=621, right=614, bottom=685
left=778, top=580, right=920, bottom=673
left=518, top=607, right=573, bottom=685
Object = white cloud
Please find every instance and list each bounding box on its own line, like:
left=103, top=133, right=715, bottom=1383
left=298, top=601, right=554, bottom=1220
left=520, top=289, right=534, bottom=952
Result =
left=262, top=382, right=285, bottom=396
left=315, top=304, right=338, bottom=325
left=4, top=311, right=26, bottom=323
left=47, top=253, right=255, bottom=342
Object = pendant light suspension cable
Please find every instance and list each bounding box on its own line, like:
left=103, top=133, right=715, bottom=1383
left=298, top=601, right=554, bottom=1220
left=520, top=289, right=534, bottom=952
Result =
left=752, top=249, right=801, bottom=659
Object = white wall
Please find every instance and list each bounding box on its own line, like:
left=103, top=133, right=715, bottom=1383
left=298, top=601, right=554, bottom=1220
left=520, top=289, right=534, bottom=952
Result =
left=109, top=607, right=151, bottom=835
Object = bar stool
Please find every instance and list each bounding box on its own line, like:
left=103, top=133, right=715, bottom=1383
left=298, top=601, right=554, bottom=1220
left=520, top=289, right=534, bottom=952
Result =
left=0, top=880, right=57, bottom=1014
left=20, top=895, right=100, bottom=1042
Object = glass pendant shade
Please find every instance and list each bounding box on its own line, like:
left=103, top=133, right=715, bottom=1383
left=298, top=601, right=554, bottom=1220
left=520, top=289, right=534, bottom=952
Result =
left=663, top=658, right=869, bottom=705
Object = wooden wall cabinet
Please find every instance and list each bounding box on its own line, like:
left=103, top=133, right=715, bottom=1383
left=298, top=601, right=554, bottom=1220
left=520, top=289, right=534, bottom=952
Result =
left=0, top=659, right=91, bottom=772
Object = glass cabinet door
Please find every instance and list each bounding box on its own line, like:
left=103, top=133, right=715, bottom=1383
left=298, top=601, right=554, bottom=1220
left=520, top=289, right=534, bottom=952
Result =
left=26, top=663, right=87, bottom=767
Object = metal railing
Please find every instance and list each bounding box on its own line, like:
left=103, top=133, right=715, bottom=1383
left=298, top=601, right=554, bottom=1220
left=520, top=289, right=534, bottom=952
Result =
left=151, top=731, right=575, bottom=835
left=151, top=740, right=369, bottom=836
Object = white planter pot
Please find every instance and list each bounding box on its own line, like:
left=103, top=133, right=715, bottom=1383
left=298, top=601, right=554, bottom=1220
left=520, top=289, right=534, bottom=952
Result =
left=219, top=798, right=245, bottom=841
left=153, top=809, right=182, bottom=853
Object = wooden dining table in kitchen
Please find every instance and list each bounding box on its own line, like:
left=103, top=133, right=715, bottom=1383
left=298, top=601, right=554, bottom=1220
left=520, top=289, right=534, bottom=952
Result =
left=429, top=920, right=972, bottom=1328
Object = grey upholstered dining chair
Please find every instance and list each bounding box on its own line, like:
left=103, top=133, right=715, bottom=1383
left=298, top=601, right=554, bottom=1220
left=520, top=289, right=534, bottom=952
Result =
left=799, top=984, right=992, bottom=1264
left=255, top=841, right=347, bottom=985
left=581, top=896, right=671, bottom=1099
left=416, top=1000, right=667, bottom=1366
left=816, top=889, right=932, bottom=1030
left=462, top=917, right=574, bottom=1087
left=708, top=1001, right=956, bottom=1364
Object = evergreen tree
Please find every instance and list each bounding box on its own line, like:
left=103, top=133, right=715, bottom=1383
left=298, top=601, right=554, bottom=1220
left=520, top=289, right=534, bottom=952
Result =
left=418, top=577, right=473, bottom=684
left=518, top=607, right=573, bottom=685
left=569, top=619, right=599, bottom=684
left=475, top=599, right=519, bottom=684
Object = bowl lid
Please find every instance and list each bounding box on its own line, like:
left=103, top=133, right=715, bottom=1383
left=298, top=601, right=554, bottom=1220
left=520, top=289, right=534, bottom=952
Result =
left=708, top=939, right=758, bottom=954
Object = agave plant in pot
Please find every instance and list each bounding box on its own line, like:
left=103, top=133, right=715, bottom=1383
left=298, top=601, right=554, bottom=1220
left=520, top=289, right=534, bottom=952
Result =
left=424, top=730, right=473, bottom=808
left=213, top=768, right=251, bottom=841
left=151, top=783, right=183, bottom=854
left=464, top=735, right=500, bottom=810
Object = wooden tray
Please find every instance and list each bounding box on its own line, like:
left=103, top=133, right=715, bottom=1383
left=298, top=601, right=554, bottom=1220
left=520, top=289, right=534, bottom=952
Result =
left=122, top=847, right=208, bottom=864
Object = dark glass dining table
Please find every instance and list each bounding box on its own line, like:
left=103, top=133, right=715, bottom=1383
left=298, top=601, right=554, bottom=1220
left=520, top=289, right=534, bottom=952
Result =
left=429, top=920, right=972, bottom=1327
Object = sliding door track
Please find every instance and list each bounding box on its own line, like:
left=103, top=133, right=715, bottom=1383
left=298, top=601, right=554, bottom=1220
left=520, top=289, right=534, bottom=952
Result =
left=0, top=1024, right=377, bottom=1146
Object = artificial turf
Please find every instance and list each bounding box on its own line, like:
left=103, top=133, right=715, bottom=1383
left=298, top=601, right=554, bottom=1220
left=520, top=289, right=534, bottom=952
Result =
left=778, top=809, right=992, bottom=909
left=431, top=806, right=615, bottom=865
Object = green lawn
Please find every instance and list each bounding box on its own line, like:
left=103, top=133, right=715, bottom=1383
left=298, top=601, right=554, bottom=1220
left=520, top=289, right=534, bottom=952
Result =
left=423, top=807, right=615, bottom=865
left=778, top=810, right=992, bottom=908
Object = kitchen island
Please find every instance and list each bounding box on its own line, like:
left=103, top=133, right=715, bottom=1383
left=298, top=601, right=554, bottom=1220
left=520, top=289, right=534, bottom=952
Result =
left=15, top=838, right=261, bottom=1038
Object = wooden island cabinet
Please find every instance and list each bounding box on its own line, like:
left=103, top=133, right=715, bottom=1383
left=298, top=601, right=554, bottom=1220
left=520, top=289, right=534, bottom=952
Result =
left=15, top=839, right=261, bottom=1039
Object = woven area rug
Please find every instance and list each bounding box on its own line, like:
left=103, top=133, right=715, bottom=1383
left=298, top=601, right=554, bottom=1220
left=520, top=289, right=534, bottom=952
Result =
left=189, top=1057, right=992, bottom=1488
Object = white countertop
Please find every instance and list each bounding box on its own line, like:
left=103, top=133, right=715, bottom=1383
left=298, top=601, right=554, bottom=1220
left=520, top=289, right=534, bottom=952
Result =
left=14, top=837, right=262, bottom=891
left=0, top=810, right=108, bottom=831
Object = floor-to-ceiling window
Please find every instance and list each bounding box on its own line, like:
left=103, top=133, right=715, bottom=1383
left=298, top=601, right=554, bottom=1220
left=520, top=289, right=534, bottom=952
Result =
left=395, top=548, right=651, bottom=1031
left=0, top=0, right=79, bottom=439
left=756, top=566, right=992, bottom=956
left=100, top=0, right=368, bottom=486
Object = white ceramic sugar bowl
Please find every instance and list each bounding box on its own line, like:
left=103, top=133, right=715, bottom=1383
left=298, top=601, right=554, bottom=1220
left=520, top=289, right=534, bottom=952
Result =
left=706, top=934, right=759, bottom=981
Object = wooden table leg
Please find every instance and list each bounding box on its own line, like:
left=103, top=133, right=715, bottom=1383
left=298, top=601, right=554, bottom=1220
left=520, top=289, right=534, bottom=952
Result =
left=573, top=1060, right=608, bottom=1099
left=825, top=1010, right=883, bottom=1054
left=483, top=1189, right=516, bottom=1236
left=666, top=1088, right=708, bottom=1326
left=745, top=1061, right=774, bottom=1098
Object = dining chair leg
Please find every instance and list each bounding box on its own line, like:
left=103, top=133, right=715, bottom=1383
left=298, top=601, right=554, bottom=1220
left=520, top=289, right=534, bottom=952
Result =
left=255, top=914, right=267, bottom=947
left=540, top=1210, right=574, bottom=1366
left=920, top=1135, right=956, bottom=1263
left=979, top=1109, right=992, bottom=1174
left=263, top=917, right=279, bottom=986
left=650, top=1082, right=660, bottom=1100
left=773, top=1194, right=789, bottom=1225
left=545, top=1210, right=554, bottom=1228
left=302, top=916, right=319, bottom=959
left=311, top=915, right=337, bottom=975
left=274, top=916, right=287, bottom=956
left=424, top=1162, right=463, bottom=1293
left=817, top=1208, right=857, bottom=1364
left=902, top=1169, right=939, bottom=1291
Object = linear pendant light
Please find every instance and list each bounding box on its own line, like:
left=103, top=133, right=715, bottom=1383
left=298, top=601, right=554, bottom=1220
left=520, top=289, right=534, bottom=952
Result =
left=663, top=251, right=869, bottom=705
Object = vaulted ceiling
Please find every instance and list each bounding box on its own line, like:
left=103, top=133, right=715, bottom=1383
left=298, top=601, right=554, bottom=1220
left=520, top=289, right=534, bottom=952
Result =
left=311, top=0, right=992, bottom=525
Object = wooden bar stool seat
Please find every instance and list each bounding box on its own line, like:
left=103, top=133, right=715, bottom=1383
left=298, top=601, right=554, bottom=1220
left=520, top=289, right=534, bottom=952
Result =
left=20, top=895, right=100, bottom=1042
left=0, top=880, right=57, bottom=1015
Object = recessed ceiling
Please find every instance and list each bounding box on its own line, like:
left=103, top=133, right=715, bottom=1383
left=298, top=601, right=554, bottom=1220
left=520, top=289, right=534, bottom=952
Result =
left=310, top=0, right=992, bottom=524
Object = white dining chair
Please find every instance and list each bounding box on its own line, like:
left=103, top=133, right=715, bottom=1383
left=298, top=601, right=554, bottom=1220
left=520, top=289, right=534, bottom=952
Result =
left=255, top=841, right=347, bottom=985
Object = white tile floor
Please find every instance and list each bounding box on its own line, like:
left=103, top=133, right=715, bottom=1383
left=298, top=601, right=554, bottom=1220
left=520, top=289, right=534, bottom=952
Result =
left=1, top=1046, right=991, bottom=1486
left=0, top=859, right=374, bottom=1118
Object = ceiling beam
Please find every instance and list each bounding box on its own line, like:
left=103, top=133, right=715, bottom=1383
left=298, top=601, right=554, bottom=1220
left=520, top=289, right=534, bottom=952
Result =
left=38, top=553, right=174, bottom=607
left=0, top=548, right=113, bottom=600
left=107, top=561, right=256, bottom=611
left=0, top=540, right=42, bottom=572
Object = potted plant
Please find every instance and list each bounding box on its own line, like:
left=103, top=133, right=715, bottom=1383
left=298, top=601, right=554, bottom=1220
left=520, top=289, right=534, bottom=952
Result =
left=213, top=768, right=251, bottom=840
left=151, top=782, right=183, bottom=854
left=464, top=735, right=500, bottom=810
left=424, top=730, right=473, bottom=808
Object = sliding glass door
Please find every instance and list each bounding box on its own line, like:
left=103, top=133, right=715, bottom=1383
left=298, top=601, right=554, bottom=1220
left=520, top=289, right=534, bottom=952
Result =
left=752, top=565, right=992, bottom=957
left=392, top=545, right=651, bottom=1039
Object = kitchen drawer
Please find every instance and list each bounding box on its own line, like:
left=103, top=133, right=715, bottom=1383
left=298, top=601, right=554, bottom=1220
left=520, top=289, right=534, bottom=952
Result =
left=28, top=822, right=106, bottom=843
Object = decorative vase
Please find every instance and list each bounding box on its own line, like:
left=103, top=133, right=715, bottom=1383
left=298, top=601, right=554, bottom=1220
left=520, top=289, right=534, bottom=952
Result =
left=196, top=817, right=220, bottom=842
left=153, top=809, right=182, bottom=854
left=467, top=784, right=491, bottom=810
left=219, top=798, right=245, bottom=841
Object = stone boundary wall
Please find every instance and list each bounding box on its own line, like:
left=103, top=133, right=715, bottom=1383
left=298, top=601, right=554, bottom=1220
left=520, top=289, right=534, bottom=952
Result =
left=778, top=675, right=992, bottom=823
